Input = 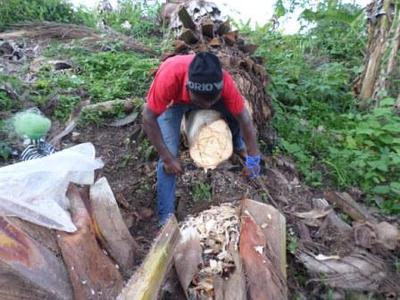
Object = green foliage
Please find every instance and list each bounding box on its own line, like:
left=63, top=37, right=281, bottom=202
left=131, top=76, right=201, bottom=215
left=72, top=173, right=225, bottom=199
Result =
left=0, top=75, right=23, bottom=112
left=32, top=44, right=157, bottom=123
left=192, top=182, right=212, bottom=202
left=137, top=139, right=156, bottom=161
left=0, top=142, right=12, bottom=160
left=287, top=231, right=299, bottom=255
left=101, top=1, right=162, bottom=41
left=0, top=0, right=96, bottom=30
left=74, top=51, right=157, bottom=102
left=243, top=0, right=399, bottom=214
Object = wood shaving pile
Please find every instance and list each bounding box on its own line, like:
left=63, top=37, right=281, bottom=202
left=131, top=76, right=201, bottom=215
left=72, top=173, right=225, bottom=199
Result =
left=180, top=203, right=240, bottom=297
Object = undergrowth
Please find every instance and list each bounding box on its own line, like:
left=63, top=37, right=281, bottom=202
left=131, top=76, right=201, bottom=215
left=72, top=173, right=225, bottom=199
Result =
left=242, top=1, right=399, bottom=214
left=0, top=0, right=96, bottom=29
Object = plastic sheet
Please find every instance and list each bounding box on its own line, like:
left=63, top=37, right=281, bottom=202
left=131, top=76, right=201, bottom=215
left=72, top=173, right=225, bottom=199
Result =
left=0, top=143, right=104, bottom=232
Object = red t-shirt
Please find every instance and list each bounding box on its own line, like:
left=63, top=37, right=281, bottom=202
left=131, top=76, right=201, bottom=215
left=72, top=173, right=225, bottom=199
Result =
left=146, top=54, right=245, bottom=116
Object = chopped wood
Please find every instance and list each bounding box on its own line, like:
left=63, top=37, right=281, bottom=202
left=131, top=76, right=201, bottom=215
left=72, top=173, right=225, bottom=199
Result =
left=324, top=191, right=376, bottom=222
left=117, top=216, right=180, bottom=300
left=58, top=185, right=124, bottom=300
left=90, top=177, right=138, bottom=276
left=201, top=19, right=214, bottom=38
left=239, top=43, right=258, bottom=54
left=178, top=6, right=197, bottom=30
left=182, top=109, right=233, bottom=169
left=223, top=31, right=238, bottom=46
left=208, top=37, right=222, bottom=47
left=217, top=20, right=231, bottom=35
left=0, top=217, right=73, bottom=300
left=174, top=227, right=202, bottom=294
left=239, top=57, right=254, bottom=71
left=179, top=28, right=199, bottom=44
left=241, top=199, right=287, bottom=279
left=176, top=203, right=241, bottom=299
left=174, top=39, right=190, bottom=52
left=239, top=210, right=287, bottom=300
left=214, top=240, right=246, bottom=300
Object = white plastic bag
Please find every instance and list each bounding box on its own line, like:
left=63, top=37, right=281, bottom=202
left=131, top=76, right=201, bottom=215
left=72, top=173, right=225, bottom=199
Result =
left=0, top=143, right=104, bottom=232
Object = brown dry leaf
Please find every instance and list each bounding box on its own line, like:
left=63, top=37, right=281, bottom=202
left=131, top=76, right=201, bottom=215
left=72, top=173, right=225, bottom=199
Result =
left=297, top=249, right=400, bottom=294
left=294, top=209, right=333, bottom=219
left=374, top=221, right=399, bottom=250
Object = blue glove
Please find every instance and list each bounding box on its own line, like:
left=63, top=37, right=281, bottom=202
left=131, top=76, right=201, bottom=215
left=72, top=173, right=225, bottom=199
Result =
left=244, top=154, right=261, bottom=179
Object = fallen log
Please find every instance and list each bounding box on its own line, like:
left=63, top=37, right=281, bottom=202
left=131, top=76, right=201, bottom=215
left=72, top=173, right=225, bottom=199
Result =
left=182, top=109, right=233, bottom=169
left=0, top=217, right=73, bottom=300
left=58, top=185, right=124, bottom=300
left=324, top=191, right=376, bottom=222
left=81, top=99, right=137, bottom=115
left=89, top=177, right=138, bottom=277
left=118, top=216, right=180, bottom=300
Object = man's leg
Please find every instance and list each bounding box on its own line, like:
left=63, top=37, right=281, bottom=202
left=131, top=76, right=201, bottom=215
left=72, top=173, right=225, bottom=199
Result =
left=211, top=102, right=245, bottom=152
left=156, top=105, right=187, bottom=223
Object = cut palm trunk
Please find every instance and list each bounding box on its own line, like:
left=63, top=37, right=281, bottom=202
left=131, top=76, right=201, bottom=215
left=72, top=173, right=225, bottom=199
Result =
left=117, top=216, right=180, bottom=300
left=173, top=201, right=286, bottom=299
left=89, top=177, right=138, bottom=277
left=57, top=185, right=124, bottom=300
left=182, top=109, right=233, bottom=169
left=239, top=201, right=287, bottom=300
left=0, top=217, right=73, bottom=300
left=164, top=0, right=274, bottom=143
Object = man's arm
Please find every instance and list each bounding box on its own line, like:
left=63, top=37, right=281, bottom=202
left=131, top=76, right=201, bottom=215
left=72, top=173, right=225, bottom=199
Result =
left=235, top=108, right=258, bottom=156
left=142, top=105, right=183, bottom=175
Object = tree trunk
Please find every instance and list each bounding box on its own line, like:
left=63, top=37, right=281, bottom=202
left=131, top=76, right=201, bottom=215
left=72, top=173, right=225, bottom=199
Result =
left=89, top=177, right=139, bottom=277
left=57, top=185, right=124, bottom=300
left=164, top=0, right=275, bottom=144
left=182, top=109, right=233, bottom=169
left=117, top=216, right=180, bottom=300
left=356, top=0, right=400, bottom=108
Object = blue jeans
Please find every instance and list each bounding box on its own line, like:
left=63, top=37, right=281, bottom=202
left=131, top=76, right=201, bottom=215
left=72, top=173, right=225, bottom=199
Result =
left=156, top=102, right=245, bottom=222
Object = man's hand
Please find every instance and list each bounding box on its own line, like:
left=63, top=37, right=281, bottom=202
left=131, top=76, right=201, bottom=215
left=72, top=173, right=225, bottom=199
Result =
left=163, top=157, right=183, bottom=175
left=243, top=154, right=261, bottom=179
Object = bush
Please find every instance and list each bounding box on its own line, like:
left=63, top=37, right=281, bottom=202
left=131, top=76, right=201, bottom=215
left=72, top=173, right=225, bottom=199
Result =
left=0, top=0, right=96, bottom=30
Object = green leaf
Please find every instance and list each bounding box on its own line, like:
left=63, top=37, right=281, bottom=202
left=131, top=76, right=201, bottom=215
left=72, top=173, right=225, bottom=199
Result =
left=390, top=182, right=400, bottom=195
left=380, top=97, right=395, bottom=107
left=372, top=185, right=391, bottom=194
left=382, top=124, right=400, bottom=133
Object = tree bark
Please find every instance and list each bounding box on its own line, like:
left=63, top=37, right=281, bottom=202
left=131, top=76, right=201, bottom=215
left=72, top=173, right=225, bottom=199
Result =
left=58, top=185, right=124, bottom=300
left=166, top=0, right=274, bottom=143
left=89, top=177, right=138, bottom=277
left=117, top=216, right=180, bottom=300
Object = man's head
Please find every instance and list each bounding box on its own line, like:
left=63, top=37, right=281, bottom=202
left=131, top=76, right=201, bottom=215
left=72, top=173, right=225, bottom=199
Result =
left=187, top=52, right=223, bottom=109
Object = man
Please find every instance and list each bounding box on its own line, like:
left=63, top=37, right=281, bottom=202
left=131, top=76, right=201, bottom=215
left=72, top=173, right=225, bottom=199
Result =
left=143, top=52, right=260, bottom=223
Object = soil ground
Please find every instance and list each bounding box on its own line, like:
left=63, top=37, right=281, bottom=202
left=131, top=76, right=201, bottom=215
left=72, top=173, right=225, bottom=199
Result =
left=1, top=32, right=399, bottom=299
